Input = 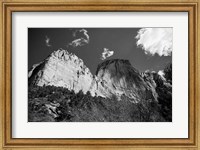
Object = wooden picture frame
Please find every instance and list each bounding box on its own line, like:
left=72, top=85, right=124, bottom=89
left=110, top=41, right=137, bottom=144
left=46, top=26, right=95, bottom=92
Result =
left=0, top=0, right=199, bottom=149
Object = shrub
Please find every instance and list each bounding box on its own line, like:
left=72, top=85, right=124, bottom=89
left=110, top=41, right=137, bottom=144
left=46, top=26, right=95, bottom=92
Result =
left=28, top=85, right=168, bottom=122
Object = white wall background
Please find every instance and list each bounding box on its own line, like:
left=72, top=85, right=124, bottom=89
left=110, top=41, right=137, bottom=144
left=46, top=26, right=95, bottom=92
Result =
left=12, top=12, right=188, bottom=138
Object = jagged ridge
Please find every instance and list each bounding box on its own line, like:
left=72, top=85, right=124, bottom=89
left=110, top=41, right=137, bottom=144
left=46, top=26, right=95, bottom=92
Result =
left=28, top=49, right=171, bottom=105
left=28, top=49, right=172, bottom=122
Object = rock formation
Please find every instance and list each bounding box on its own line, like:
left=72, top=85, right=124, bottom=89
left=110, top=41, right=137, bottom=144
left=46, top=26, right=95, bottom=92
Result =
left=29, top=49, right=95, bottom=94
left=92, top=59, right=157, bottom=103
left=29, top=49, right=171, bottom=104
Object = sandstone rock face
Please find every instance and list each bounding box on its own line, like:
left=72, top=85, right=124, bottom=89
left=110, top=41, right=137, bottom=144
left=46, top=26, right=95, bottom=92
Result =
left=28, top=49, right=172, bottom=122
left=29, top=49, right=95, bottom=94
left=29, top=49, right=170, bottom=104
left=93, top=59, right=158, bottom=103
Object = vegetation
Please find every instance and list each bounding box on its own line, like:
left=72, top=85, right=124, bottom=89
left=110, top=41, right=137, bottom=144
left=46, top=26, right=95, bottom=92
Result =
left=164, top=63, right=172, bottom=83
left=153, top=62, right=172, bottom=121
left=28, top=85, right=169, bottom=122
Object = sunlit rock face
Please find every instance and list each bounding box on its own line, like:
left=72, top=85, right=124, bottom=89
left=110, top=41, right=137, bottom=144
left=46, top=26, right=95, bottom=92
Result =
left=29, top=49, right=170, bottom=104
left=93, top=59, right=158, bottom=103
left=28, top=49, right=95, bottom=94
left=141, top=69, right=172, bottom=121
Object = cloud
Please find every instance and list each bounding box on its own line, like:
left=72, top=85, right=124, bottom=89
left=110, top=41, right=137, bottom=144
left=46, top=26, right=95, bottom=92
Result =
left=68, top=29, right=89, bottom=47
left=135, top=28, right=172, bottom=56
left=45, top=35, right=52, bottom=47
left=101, top=48, right=114, bottom=60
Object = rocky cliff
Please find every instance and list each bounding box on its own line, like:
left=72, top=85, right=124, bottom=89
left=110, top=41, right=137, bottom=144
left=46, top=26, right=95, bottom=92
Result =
left=92, top=59, right=158, bottom=103
left=29, top=49, right=171, bottom=105
left=28, top=49, right=172, bottom=122
left=29, top=49, right=95, bottom=94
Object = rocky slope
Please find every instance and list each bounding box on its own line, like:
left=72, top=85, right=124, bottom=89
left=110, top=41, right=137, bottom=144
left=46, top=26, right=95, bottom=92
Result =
left=28, top=85, right=166, bottom=122
left=92, top=59, right=158, bottom=103
left=29, top=49, right=96, bottom=95
left=141, top=70, right=172, bottom=121
left=28, top=49, right=172, bottom=122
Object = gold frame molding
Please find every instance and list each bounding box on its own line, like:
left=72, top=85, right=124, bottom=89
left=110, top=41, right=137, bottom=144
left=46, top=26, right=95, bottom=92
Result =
left=0, top=0, right=199, bottom=149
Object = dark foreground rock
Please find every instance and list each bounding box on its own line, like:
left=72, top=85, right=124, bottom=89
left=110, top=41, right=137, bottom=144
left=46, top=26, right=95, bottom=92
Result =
left=28, top=85, right=168, bottom=122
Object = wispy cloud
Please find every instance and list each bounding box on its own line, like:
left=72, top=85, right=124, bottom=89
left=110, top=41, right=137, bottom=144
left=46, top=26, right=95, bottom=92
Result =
left=45, top=35, right=52, bottom=47
left=135, top=28, right=172, bottom=56
left=68, top=29, right=89, bottom=47
left=101, top=48, right=114, bottom=60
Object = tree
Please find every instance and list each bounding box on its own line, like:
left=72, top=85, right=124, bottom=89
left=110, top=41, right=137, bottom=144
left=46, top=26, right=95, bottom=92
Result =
left=164, top=63, right=172, bottom=82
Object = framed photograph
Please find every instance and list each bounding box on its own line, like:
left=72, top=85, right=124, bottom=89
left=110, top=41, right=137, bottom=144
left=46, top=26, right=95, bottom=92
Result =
left=0, top=0, right=199, bottom=149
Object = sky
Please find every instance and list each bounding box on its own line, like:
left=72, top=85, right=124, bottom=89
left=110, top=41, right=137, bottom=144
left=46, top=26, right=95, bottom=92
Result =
left=28, top=28, right=172, bottom=75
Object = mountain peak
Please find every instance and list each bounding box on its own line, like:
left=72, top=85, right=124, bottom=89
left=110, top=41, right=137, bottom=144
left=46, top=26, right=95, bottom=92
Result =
left=29, top=50, right=160, bottom=104
left=28, top=49, right=94, bottom=94
left=96, top=59, right=132, bottom=75
left=93, top=58, right=157, bottom=103
left=51, top=48, right=69, bottom=57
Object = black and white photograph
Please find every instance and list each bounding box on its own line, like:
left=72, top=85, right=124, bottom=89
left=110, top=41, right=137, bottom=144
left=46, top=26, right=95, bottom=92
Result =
left=28, top=28, right=172, bottom=122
